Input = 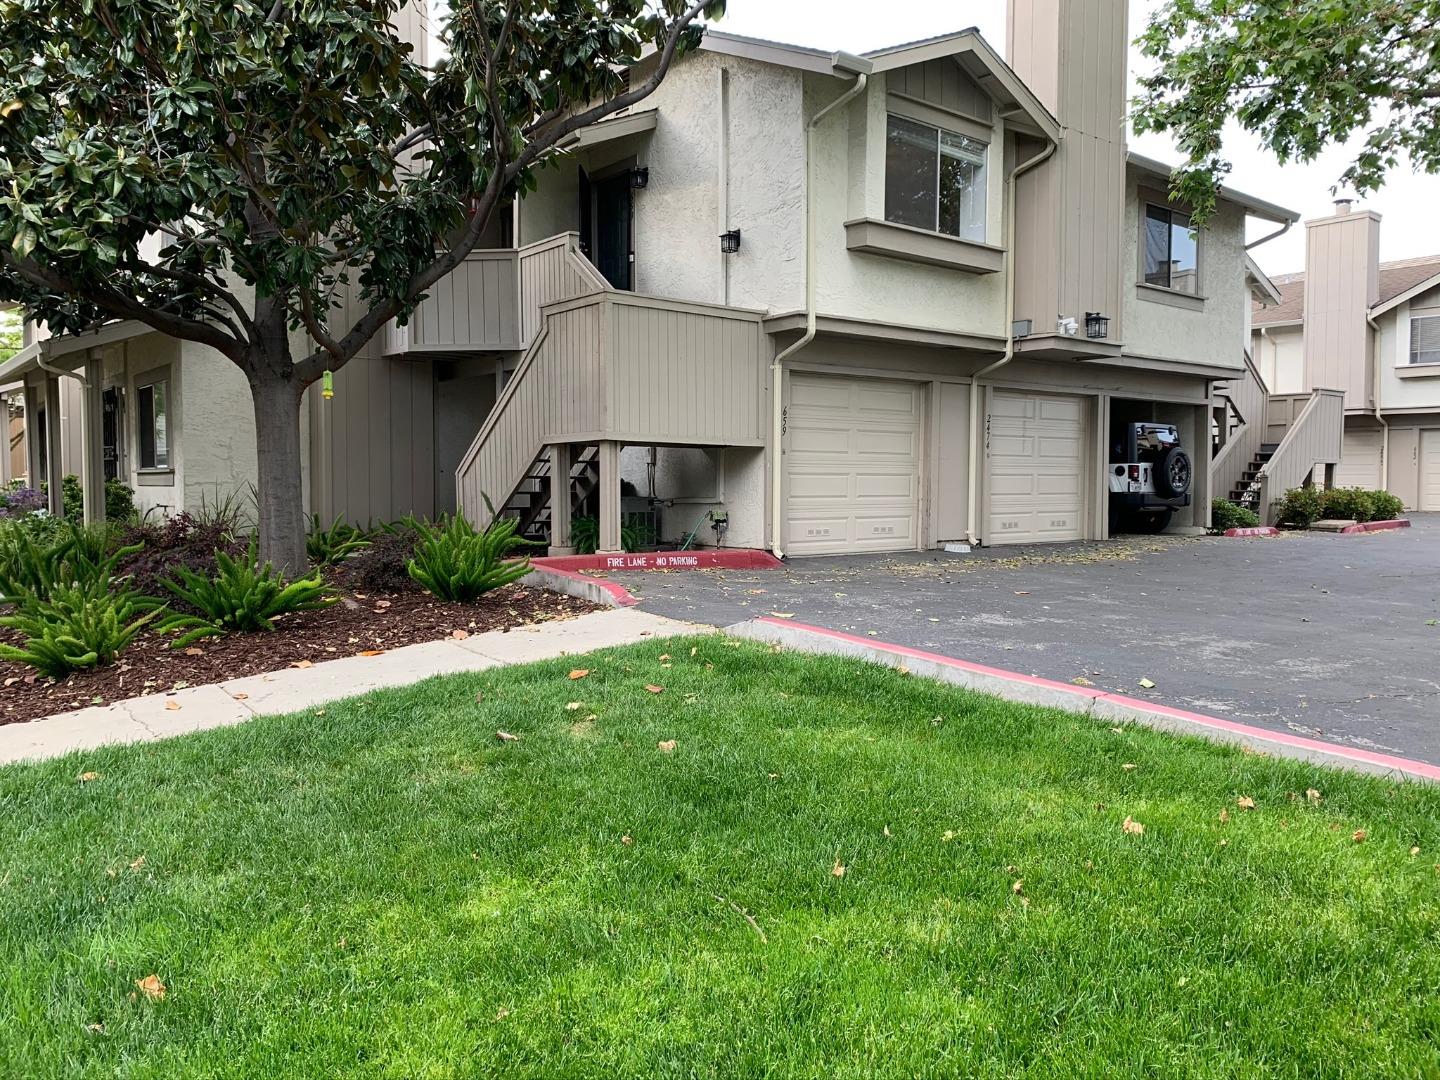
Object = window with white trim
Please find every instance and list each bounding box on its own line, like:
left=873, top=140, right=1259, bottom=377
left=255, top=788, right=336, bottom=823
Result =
left=884, top=114, right=987, bottom=242
left=1143, top=204, right=1199, bottom=294
left=137, top=377, right=170, bottom=469
left=1410, top=314, right=1440, bottom=365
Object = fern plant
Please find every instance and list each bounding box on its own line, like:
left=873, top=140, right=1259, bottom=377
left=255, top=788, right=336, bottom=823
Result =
left=155, top=537, right=334, bottom=647
left=307, top=514, right=371, bottom=567
left=0, top=520, right=140, bottom=603
left=405, top=510, right=538, bottom=602
left=0, top=584, right=162, bottom=679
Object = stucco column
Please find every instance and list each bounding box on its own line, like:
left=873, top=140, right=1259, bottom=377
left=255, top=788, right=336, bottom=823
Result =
left=1191, top=401, right=1212, bottom=530
left=81, top=351, right=106, bottom=524
left=596, top=440, right=622, bottom=554
left=42, top=375, right=63, bottom=516
left=548, top=442, right=574, bottom=555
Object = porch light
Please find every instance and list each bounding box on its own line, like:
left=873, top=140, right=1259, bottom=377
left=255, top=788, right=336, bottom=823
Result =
left=1084, top=312, right=1110, bottom=340
left=629, top=166, right=650, bottom=190
left=719, top=229, right=742, bottom=254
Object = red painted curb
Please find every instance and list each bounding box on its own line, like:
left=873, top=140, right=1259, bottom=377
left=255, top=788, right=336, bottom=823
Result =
left=534, top=548, right=783, bottom=573
left=526, top=563, right=640, bottom=607
left=756, top=617, right=1440, bottom=782
left=1338, top=519, right=1411, bottom=534
left=1223, top=526, right=1280, bottom=538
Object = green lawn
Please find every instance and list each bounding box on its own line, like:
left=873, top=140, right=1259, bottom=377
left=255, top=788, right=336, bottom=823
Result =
left=1, top=638, right=1438, bottom=1078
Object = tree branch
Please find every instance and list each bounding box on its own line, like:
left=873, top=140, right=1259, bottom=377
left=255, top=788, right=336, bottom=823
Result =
left=127, top=259, right=255, bottom=339
left=298, top=286, right=343, bottom=363
left=1, top=252, right=246, bottom=362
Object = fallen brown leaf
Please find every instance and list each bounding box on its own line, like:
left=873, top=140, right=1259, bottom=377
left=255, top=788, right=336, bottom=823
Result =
left=451, top=629, right=469, bottom=640
left=1237, top=796, right=1256, bottom=811
left=1219, top=808, right=1230, bottom=824
left=496, top=731, right=520, bottom=742
left=621, top=834, right=634, bottom=846
left=769, top=612, right=795, bottom=619
left=358, top=649, right=385, bottom=657
left=164, top=700, right=181, bottom=711
left=291, top=660, right=313, bottom=669
left=568, top=669, right=590, bottom=680
left=1122, top=816, right=1145, bottom=836
left=1411, top=845, right=1422, bottom=857
left=231, top=692, right=249, bottom=701
left=831, top=859, right=847, bottom=878
left=657, top=739, right=677, bottom=753
left=1306, top=788, right=1323, bottom=804
left=658, top=654, right=671, bottom=662
left=77, top=771, right=100, bottom=783
left=644, top=684, right=665, bottom=694
left=134, top=974, right=165, bottom=1001
left=1352, top=829, right=1368, bottom=843
left=182, top=647, right=204, bottom=657
left=1121, top=763, right=1137, bottom=772
left=565, top=701, right=583, bottom=711
left=1072, top=676, right=1095, bottom=687
left=1011, top=879, right=1024, bottom=894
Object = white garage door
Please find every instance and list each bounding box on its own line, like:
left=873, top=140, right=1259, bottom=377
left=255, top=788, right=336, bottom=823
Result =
left=1421, top=430, right=1440, bottom=511
left=1334, top=429, right=1384, bottom=490
left=987, top=390, right=1086, bottom=545
left=785, top=373, right=922, bottom=556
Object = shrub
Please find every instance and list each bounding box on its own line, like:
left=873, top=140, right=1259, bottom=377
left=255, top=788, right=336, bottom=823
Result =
left=114, top=511, right=244, bottom=607
left=0, top=519, right=139, bottom=603
left=341, top=524, right=418, bottom=592
left=105, top=478, right=136, bottom=522
left=155, top=537, right=334, bottom=647
left=1320, top=486, right=1377, bottom=523
left=1275, top=486, right=1325, bottom=528
left=0, top=584, right=161, bottom=679
left=307, top=514, right=370, bottom=567
left=0, top=486, right=45, bottom=517
left=406, top=513, right=537, bottom=602
left=569, top=513, right=652, bottom=554
left=61, top=474, right=83, bottom=521
left=1210, top=498, right=1260, bottom=532
left=1369, top=490, right=1405, bottom=521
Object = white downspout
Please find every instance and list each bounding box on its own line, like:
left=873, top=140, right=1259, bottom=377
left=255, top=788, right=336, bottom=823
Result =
left=1367, top=313, right=1389, bottom=490
left=964, top=139, right=1056, bottom=547
left=768, top=53, right=871, bottom=558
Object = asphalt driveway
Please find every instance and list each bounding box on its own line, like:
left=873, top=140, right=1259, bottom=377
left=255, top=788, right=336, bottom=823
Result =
left=610, top=516, right=1440, bottom=766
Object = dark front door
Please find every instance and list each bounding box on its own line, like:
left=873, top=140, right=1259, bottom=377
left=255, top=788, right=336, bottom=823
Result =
left=101, top=387, right=122, bottom=481
left=592, top=172, right=632, bottom=290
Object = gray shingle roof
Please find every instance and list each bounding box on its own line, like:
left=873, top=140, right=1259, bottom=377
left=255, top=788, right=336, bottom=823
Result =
left=1251, top=255, right=1440, bottom=325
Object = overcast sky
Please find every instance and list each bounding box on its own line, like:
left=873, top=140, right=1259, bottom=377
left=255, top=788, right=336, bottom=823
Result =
left=711, top=0, right=1440, bottom=277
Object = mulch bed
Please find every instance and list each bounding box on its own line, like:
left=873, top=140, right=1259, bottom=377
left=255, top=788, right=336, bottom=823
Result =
left=0, top=581, right=598, bottom=727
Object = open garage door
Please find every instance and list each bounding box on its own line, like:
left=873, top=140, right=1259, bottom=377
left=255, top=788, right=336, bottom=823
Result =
left=1334, top=429, right=1384, bottom=490
left=784, top=372, right=923, bottom=556
left=987, top=389, right=1086, bottom=544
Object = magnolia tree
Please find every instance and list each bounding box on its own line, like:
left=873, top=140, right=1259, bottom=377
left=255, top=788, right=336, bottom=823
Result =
left=0, top=0, right=720, bottom=569
left=1132, top=0, right=1440, bottom=220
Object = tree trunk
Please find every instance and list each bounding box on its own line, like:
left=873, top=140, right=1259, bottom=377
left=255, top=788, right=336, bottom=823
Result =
left=249, top=370, right=308, bottom=575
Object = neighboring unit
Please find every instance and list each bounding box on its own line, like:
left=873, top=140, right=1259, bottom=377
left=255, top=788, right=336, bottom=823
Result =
left=1251, top=200, right=1440, bottom=511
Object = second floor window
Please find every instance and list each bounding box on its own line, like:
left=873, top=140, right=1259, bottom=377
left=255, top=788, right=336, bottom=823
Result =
left=1410, top=314, right=1440, bottom=365
left=1143, top=204, right=1199, bottom=294
left=885, top=114, right=987, bottom=243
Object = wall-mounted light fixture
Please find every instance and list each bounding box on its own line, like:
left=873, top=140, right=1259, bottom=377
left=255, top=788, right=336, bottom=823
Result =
left=719, top=229, right=742, bottom=254
left=1084, top=312, right=1111, bottom=340
left=629, top=166, right=650, bottom=190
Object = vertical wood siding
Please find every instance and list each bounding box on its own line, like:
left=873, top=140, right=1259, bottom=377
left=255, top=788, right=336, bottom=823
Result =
left=1264, top=393, right=1312, bottom=444
left=887, top=60, right=992, bottom=123
left=517, top=233, right=608, bottom=346
left=382, top=250, right=521, bottom=354
left=455, top=292, right=766, bottom=525
left=1257, top=389, right=1345, bottom=522
left=1211, top=351, right=1270, bottom=499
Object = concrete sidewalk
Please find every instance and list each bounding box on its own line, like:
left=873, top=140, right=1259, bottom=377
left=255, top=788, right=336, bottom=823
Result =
left=0, top=607, right=703, bottom=765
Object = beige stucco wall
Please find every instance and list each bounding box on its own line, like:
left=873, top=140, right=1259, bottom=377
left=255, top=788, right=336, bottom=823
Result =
left=1252, top=324, right=1305, bottom=394
left=1121, top=176, right=1248, bottom=372
left=1378, top=285, right=1440, bottom=411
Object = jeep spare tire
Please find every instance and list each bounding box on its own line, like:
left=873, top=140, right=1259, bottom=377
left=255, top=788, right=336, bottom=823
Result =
left=1158, top=447, right=1192, bottom=497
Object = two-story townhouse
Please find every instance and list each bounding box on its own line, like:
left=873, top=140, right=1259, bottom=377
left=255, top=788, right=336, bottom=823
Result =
left=1, top=0, right=1301, bottom=554
left=453, top=0, right=1298, bottom=554
left=1251, top=200, right=1440, bottom=511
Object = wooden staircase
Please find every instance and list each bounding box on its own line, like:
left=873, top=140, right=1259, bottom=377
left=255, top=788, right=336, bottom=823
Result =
left=501, top=443, right=599, bottom=544
left=1229, top=442, right=1280, bottom=510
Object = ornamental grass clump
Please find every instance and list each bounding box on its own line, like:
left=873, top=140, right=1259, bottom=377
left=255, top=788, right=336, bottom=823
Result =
left=0, top=584, right=160, bottom=679
left=405, top=510, right=537, bottom=602
left=156, top=537, right=333, bottom=647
